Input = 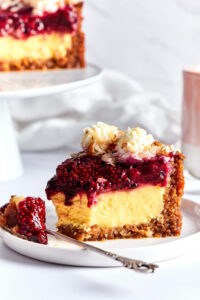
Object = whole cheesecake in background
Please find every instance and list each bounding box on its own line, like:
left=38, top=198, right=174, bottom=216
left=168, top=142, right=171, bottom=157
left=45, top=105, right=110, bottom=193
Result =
left=0, top=0, right=85, bottom=71
left=0, top=195, right=47, bottom=244
left=46, top=122, right=185, bottom=241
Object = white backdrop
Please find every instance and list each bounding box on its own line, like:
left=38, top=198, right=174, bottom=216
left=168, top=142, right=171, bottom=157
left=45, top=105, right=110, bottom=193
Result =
left=10, top=0, right=199, bottom=150
left=84, top=0, right=200, bottom=106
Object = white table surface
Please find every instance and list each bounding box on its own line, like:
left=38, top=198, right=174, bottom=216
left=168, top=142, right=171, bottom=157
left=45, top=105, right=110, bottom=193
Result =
left=1, top=150, right=200, bottom=300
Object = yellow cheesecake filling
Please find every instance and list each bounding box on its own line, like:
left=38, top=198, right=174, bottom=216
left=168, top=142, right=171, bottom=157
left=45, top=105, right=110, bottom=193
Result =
left=52, top=185, right=165, bottom=229
left=0, top=33, right=72, bottom=61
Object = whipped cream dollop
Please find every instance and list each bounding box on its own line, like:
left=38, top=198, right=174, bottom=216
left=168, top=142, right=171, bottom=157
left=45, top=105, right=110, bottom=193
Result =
left=81, top=122, right=120, bottom=156
left=81, top=122, right=178, bottom=161
left=0, top=0, right=77, bottom=14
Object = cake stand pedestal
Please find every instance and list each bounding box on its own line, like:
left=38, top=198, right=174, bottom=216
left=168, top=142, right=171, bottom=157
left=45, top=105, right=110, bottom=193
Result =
left=0, top=63, right=102, bottom=182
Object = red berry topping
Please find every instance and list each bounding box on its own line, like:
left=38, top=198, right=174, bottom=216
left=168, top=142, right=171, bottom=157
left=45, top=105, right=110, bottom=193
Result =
left=17, top=197, right=47, bottom=244
left=46, top=154, right=170, bottom=208
left=0, top=4, right=78, bottom=39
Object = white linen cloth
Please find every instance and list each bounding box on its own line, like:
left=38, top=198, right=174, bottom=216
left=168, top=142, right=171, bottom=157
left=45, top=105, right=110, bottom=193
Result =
left=9, top=69, right=181, bottom=152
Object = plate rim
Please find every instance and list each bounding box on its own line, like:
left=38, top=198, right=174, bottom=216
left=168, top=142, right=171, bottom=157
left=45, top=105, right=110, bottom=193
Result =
left=0, top=63, right=103, bottom=99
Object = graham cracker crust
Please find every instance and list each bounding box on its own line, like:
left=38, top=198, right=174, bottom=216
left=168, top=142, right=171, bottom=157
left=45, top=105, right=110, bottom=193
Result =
left=0, top=200, right=17, bottom=228
left=58, top=153, right=185, bottom=241
left=0, top=3, right=85, bottom=71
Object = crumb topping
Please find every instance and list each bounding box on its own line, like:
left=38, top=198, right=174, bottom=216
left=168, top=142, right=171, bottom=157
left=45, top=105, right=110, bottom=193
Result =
left=0, top=0, right=78, bottom=14
left=81, top=122, right=120, bottom=156
left=116, top=127, right=155, bottom=159
left=81, top=122, right=179, bottom=161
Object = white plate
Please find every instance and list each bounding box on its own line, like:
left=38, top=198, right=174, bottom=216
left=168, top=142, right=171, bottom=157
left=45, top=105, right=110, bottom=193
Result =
left=0, top=198, right=200, bottom=267
left=0, top=63, right=103, bottom=98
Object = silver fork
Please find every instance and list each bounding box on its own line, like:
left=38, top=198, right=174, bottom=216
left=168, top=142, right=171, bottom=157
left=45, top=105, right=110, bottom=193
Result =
left=47, top=229, right=158, bottom=272
left=0, top=224, right=158, bottom=272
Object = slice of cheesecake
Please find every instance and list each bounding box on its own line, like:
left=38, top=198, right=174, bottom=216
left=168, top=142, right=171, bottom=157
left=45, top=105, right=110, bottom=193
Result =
left=0, top=0, right=85, bottom=71
left=0, top=195, right=47, bottom=244
left=46, top=122, right=185, bottom=241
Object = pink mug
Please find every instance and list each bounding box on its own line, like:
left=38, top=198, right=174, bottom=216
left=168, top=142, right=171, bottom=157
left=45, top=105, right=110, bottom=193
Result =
left=182, top=67, right=200, bottom=178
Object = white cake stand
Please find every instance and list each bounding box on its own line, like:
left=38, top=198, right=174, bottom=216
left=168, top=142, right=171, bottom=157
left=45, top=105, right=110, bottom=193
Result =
left=0, top=63, right=103, bottom=182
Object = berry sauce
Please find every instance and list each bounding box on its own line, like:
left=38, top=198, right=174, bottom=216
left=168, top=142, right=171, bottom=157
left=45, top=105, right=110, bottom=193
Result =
left=46, top=154, right=171, bottom=208
left=0, top=4, right=78, bottom=39
left=17, top=197, right=47, bottom=244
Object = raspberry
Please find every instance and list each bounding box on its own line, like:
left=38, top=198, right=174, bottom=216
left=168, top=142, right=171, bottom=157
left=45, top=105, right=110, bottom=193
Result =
left=17, top=197, right=47, bottom=244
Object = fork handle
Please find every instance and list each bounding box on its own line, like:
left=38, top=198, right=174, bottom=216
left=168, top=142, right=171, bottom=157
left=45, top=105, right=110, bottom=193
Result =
left=47, top=229, right=158, bottom=272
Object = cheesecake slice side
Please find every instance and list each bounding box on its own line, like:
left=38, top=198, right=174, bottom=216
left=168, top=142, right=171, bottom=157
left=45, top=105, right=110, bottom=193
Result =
left=46, top=123, right=185, bottom=241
